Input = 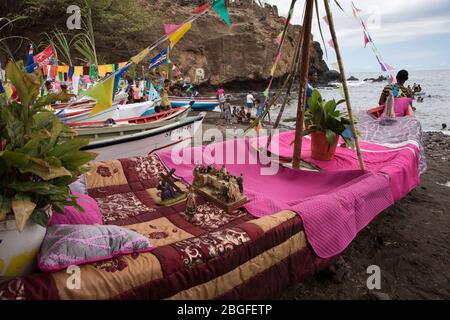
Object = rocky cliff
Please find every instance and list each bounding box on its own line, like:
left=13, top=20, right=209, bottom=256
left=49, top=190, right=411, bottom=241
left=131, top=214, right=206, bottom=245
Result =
left=1, top=0, right=331, bottom=87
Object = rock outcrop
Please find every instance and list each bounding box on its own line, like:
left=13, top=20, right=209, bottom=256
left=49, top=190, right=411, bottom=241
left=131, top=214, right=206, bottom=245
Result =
left=1, top=0, right=331, bottom=87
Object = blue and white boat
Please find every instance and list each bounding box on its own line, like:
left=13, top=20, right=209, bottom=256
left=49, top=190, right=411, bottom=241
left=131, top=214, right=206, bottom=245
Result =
left=169, top=96, right=219, bottom=111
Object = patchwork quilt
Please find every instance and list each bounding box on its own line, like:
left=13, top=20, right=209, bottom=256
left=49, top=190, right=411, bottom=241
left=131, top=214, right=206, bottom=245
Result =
left=0, top=154, right=331, bottom=300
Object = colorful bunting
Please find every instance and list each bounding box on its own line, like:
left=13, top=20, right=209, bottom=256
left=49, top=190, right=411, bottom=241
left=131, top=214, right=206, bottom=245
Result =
left=25, top=45, right=37, bottom=73
left=212, top=0, right=231, bottom=27
left=148, top=48, right=169, bottom=70
left=34, top=45, right=55, bottom=67
left=169, top=22, right=192, bottom=49
left=328, top=39, right=335, bottom=49
left=80, top=74, right=115, bottom=115
left=164, top=23, right=182, bottom=36
left=131, top=47, right=151, bottom=64
left=363, top=32, right=370, bottom=48
left=194, top=2, right=211, bottom=14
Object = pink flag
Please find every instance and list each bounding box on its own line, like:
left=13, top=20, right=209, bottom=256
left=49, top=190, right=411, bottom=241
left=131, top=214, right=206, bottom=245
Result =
left=363, top=32, right=370, bottom=48
left=322, top=15, right=329, bottom=25
left=328, top=39, right=335, bottom=49
left=34, top=45, right=55, bottom=67
left=164, top=24, right=182, bottom=36
left=274, top=53, right=282, bottom=65
left=275, top=31, right=283, bottom=45
left=385, top=63, right=396, bottom=71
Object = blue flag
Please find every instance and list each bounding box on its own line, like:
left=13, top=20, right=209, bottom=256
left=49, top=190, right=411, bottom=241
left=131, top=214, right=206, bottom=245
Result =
left=25, top=44, right=37, bottom=73
left=148, top=48, right=169, bottom=70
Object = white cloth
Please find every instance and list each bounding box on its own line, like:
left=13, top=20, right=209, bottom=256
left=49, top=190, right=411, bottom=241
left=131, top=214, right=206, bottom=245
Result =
left=246, top=94, right=254, bottom=104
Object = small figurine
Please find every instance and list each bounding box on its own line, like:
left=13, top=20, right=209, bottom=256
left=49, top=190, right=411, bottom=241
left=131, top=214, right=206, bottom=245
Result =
left=237, top=174, right=244, bottom=194
left=227, top=177, right=240, bottom=202
left=185, top=186, right=196, bottom=218
left=157, top=169, right=184, bottom=203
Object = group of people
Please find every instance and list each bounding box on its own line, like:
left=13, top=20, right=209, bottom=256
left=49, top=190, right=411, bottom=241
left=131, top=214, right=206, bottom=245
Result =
left=216, top=88, right=266, bottom=127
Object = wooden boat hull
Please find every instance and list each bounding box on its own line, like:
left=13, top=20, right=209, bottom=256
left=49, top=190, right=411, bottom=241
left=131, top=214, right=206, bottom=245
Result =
left=169, top=96, right=219, bottom=111
left=83, top=113, right=205, bottom=161
left=61, top=100, right=156, bottom=123
left=74, top=107, right=189, bottom=138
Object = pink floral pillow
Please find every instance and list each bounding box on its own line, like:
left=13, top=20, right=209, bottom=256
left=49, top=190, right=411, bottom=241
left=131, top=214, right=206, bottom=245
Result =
left=38, top=224, right=153, bottom=272
left=49, top=192, right=103, bottom=226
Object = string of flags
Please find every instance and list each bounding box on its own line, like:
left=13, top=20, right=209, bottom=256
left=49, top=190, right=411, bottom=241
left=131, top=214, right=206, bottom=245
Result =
left=264, top=0, right=297, bottom=97
left=350, top=1, right=395, bottom=74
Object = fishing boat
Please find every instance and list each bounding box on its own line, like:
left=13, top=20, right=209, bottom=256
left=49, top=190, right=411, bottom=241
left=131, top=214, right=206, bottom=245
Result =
left=82, top=112, right=205, bottom=161
left=169, top=96, right=219, bottom=111
left=57, top=100, right=156, bottom=124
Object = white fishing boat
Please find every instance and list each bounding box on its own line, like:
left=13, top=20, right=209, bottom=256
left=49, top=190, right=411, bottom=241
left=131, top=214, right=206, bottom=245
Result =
left=84, top=112, right=205, bottom=161
left=59, top=100, right=156, bottom=124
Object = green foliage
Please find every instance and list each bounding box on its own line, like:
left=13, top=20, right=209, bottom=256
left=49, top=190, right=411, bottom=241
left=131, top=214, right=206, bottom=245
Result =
left=303, top=89, right=355, bottom=148
left=0, top=60, right=97, bottom=231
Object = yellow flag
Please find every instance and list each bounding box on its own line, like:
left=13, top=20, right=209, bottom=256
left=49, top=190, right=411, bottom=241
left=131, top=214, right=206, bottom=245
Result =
left=131, top=47, right=150, bottom=64
left=74, top=66, right=83, bottom=76
left=169, top=22, right=192, bottom=49
left=81, top=75, right=115, bottom=116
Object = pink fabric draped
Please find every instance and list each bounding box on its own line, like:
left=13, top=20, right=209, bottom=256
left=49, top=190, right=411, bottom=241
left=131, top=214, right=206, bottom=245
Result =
left=157, top=137, right=398, bottom=258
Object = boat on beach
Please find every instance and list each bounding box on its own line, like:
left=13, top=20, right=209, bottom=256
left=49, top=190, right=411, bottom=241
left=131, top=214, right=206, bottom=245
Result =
left=83, top=111, right=205, bottom=160
left=169, top=96, right=219, bottom=110
left=57, top=100, right=157, bottom=123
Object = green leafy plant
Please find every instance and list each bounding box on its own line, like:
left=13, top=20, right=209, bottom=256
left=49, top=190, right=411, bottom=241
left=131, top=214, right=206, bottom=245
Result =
left=73, top=1, right=98, bottom=65
left=0, top=60, right=97, bottom=231
left=302, top=89, right=355, bottom=149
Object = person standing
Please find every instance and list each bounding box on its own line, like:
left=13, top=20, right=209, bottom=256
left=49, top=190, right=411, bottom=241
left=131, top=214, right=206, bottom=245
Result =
left=160, top=79, right=172, bottom=112
left=224, top=96, right=233, bottom=126
left=246, top=92, right=255, bottom=111
left=216, top=87, right=226, bottom=116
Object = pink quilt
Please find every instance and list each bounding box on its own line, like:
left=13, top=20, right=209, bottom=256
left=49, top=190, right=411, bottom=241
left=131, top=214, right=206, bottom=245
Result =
left=157, top=137, right=401, bottom=258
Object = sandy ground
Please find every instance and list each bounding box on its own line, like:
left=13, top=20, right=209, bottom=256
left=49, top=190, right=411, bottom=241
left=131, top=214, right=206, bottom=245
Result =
left=195, top=110, right=450, bottom=300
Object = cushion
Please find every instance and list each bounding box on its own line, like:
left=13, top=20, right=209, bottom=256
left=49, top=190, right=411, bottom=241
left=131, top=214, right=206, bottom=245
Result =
left=69, top=174, right=87, bottom=195
left=38, top=224, right=153, bottom=272
left=49, top=192, right=103, bottom=226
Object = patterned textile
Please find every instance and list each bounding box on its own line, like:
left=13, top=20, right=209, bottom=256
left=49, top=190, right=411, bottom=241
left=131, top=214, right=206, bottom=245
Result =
left=0, top=154, right=332, bottom=300
left=38, top=224, right=153, bottom=272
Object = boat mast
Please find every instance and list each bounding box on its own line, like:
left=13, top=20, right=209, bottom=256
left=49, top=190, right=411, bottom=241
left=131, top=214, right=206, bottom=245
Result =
left=292, top=0, right=314, bottom=169
left=323, top=0, right=365, bottom=170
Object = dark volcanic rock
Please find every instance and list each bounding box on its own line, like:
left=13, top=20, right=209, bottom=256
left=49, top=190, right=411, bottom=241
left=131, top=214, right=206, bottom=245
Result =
left=319, top=70, right=340, bottom=83
left=347, top=76, right=359, bottom=81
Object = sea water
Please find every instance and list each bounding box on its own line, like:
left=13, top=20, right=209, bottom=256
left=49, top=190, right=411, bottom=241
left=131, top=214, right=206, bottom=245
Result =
left=276, top=69, right=450, bottom=132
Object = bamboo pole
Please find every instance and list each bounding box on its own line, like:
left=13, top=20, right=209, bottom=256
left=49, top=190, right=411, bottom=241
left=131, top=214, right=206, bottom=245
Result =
left=323, top=0, right=365, bottom=170
left=292, top=0, right=315, bottom=169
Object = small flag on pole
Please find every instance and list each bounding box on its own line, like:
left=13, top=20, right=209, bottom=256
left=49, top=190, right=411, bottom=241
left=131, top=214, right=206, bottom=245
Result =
left=212, top=0, right=231, bottom=27
left=363, top=32, right=370, bottom=48
left=169, top=22, right=192, bottom=49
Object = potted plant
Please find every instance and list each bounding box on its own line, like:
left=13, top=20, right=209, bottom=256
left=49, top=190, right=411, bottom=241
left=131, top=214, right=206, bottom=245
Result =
left=0, top=61, right=97, bottom=277
left=302, top=89, right=355, bottom=161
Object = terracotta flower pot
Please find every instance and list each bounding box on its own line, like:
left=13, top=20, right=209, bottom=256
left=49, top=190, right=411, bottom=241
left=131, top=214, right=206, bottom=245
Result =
left=310, top=131, right=339, bottom=161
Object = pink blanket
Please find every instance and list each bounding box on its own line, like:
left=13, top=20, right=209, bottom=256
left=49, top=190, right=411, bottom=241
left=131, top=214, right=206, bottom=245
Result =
left=255, top=131, right=420, bottom=201
left=157, top=137, right=396, bottom=258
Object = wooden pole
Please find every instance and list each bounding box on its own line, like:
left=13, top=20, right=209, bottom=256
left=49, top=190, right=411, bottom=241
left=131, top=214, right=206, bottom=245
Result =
left=324, top=0, right=365, bottom=170
left=292, top=0, right=315, bottom=169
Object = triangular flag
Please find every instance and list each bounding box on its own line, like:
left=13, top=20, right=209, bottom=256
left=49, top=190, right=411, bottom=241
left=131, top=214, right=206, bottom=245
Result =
left=212, top=0, right=231, bottom=27
left=322, top=15, right=329, bottom=25
left=81, top=75, right=115, bottom=115
left=328, top=39, right=335, bottom=49
left=164, top=23, right=182, bottom=36
left=131, top=47, right=150, bottom=64
left=376, top=56, right=387, bottom=72
left=385, top=63, right=396, bottom=71
left=263, top=88, right=269, bottom=97
left=194, top=2, right=211, bottom=14
left=25, top=44, right=37, bottom=73
left=169, top=22, right=192, bottom=49
left=363, top=32, right=370, bottom=48
left=275, top=31, right=283, bottom=45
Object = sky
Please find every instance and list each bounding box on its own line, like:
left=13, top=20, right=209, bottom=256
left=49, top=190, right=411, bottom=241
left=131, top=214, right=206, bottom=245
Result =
left=265, top=0, right=450, bottom=72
